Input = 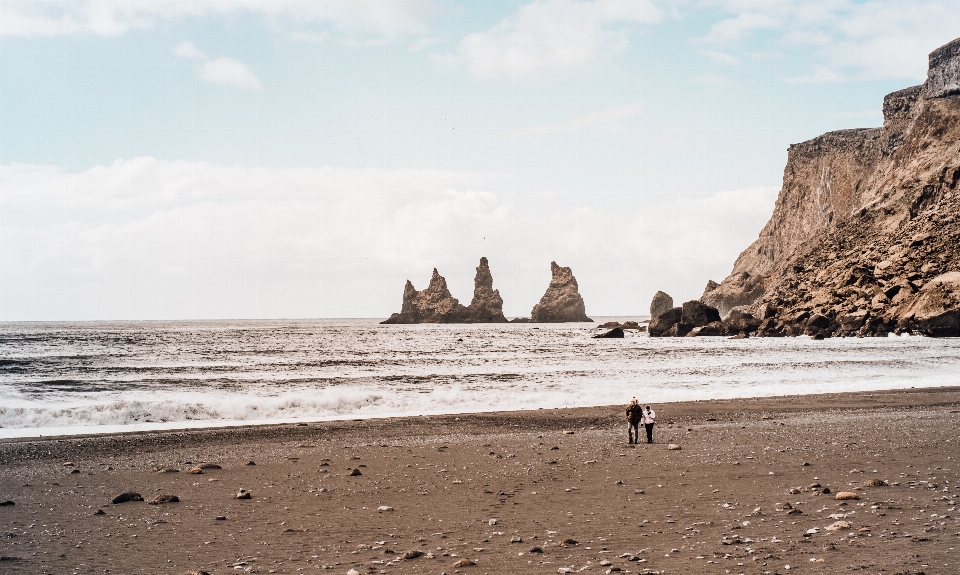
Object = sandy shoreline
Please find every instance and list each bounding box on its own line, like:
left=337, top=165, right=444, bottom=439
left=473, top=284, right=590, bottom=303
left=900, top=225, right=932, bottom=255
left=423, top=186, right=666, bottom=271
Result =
left=2, top=386, right=959, bottom=574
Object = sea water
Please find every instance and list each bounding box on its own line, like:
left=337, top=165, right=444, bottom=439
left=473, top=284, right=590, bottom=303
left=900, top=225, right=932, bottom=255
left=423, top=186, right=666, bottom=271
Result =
left=1, top=318, right=958, bottom=438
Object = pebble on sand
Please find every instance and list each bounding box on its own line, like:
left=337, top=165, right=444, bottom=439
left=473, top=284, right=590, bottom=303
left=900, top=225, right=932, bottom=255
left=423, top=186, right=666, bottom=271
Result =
left=347, top=569, right=360, bottom=575
left=452, top=558, right=476, bottom=567
left=184, top=571, right=210, bottom=575
left=349, top=468, right=363, bottom=476
left=402, top=550, right=424, bottom=560
left=0, top=501, right=15, bottom=506
left=377, top=505, right=394, bottom=512
left=559, top=538, right=579, bottom=547
left=825, top=520, right=851, bottom=532
left=835, top=491, right=859, bottom=500
left=148, top=494, right=180, bottom=505
left=236, top=489, right=252, bottom=500
left=667, top=444, right=681, bottom=450
left=111, top=492, right=143, bottom=504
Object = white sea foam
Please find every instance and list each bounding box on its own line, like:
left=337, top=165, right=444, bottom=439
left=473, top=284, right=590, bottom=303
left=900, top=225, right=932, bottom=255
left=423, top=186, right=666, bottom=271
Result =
left=1, top=319, right=958, bottom=438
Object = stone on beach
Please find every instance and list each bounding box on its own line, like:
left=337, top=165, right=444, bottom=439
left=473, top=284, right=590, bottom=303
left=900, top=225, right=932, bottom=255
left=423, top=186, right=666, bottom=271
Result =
left=349, top=468, right=362, bottom=476
left=111, top=492, right=143, bottom=504
left=378, top=505, right=394, bottom=512
left=825, top=520, right=851, bottom=532
left=592, top=327, right=624, bottom=338
left=667, top=444, right=681, bottom=450
left=148, top=494, right=179, bottom=505
left=452, top=558, right=476, bottom=567
left=236, top=489, right=252, bottom=500
left=835, top=491, right=859, bottom=500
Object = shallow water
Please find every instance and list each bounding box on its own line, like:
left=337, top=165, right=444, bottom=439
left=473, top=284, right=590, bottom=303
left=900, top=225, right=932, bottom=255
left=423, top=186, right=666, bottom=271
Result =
left=1, top=319, right=958, bottom=438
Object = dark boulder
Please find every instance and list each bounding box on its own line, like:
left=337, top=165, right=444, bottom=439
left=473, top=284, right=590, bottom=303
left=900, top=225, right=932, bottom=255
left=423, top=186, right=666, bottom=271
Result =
left=593, top=327, right=625, bottom=338
left=111, top=492, right=143, bottom=504
left=725, top=310, right=761, bottom=333
left=681, top=300, right=721, bottom=326
left=648, top=307, right=682, bottom=336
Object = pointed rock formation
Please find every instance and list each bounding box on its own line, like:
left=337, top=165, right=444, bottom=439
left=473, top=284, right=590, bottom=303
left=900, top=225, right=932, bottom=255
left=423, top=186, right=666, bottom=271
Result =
left=530, top=262, right=593, bottom=323
left=649, top=291, right=674, bottom=320
left=463, top=257, right=508, bottom=323
left=381, top=258, right=508, bottom=324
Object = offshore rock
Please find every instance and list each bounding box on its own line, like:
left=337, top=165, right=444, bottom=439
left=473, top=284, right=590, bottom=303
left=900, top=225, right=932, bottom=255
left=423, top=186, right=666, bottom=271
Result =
left=649, top=291, right=674, bottom=320
left=381, top=258, right=507, bottom=324
left=648, top=307, right=682, bottom=337
left=702, top=37, right=960, bottom=337
left=530, top=262, right=593, bottom=322
left=649, top=301, right=724, bottom=337
left=593, top=327, right=625, bottom=339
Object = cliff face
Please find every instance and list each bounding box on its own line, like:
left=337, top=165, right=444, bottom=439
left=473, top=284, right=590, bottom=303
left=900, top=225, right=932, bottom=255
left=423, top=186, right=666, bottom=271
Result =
left=702, top=37, right=960, bottom=337
left=530, top=261, right=593, bottom=323
left=381, top=258, right=508, bottom=324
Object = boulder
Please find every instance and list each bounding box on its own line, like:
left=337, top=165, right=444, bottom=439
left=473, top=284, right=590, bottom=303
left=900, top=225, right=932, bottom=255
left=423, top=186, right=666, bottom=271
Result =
left=599, top=321, right=621, bottom=328
left=509, top=317, right=530, bottom=323
left=649, top=291, right=674, bottom=320
left=681, top=300, right=721, bottom=326
left=648, top=307, right=681, bottom=337
left=530, top=262, right=593, bottom=322
left=593, top=327, right=625, bottom=339
left=148, top=494, right=180, bottom=505
left=621, top=321, right=640, bottom=329
left=725, top=309, right=761, bottom=333
left=686, top=321, right=728, bottom=336
left=898, top=271, right=960, bottom=336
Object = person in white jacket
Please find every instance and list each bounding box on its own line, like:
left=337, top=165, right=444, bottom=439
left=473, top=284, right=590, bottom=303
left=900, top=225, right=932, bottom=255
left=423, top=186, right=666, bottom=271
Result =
left=641, top=405, right=656, bottom=444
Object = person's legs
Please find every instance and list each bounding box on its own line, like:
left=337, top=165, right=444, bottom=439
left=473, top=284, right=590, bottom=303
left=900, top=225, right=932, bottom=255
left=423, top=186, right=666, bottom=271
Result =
left=628, top=422, right=637, bottom=443
left=645, top=423, right=654, bottom=443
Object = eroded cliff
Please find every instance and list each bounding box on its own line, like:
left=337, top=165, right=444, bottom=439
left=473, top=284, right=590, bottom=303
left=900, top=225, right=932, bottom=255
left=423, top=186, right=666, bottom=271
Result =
left=701, top=37, right=960, bottom=337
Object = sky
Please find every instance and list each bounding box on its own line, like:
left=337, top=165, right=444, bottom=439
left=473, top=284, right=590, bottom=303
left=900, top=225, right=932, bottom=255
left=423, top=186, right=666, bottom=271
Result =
left=1, top=0, right=958, bottom=320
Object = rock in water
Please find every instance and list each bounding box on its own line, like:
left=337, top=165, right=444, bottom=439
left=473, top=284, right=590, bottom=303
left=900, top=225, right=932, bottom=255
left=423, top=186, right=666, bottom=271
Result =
left=701, top=37, right=960, bottom=337
left=463, top=257, right=508, bottom=323
left=381, top=258, right=507, bottom=324
left=649, top=291, right=674, bottom=320
left=530, top=262, right=593, bottom=322
left=648, top=307, right=682, bottom=337
left=593, top=327, right=624, bottom=338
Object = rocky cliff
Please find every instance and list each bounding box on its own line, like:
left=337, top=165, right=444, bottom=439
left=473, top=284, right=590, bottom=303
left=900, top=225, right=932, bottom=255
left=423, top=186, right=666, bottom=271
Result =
left=381, top=258, right=508, bottom=324
left=701, top=37, right=960, bottom=337
left=530, top=262, right=593, bottom=322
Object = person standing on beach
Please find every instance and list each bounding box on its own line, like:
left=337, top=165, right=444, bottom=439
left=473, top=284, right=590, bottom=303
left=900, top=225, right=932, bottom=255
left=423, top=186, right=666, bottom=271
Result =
left=641, top=405, right=656, bottom=444
left=626, top=398, right=643, bottom=444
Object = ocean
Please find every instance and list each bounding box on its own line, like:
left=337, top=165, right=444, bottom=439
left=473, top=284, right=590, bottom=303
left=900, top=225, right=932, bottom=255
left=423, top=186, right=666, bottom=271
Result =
left=1, top=319, right=958, bottom=438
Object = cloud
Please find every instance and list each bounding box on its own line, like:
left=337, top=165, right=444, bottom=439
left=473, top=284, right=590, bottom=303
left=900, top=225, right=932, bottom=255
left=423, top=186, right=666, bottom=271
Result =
left=503, top=103, right=640, bottom=139
left=0, top=0, right=433, bottom=40
left=699, top=0, right=960, bottom=82
left=434, top=0, right=662, bottom=80
left=174, top=42, right=262, bottom=91
left=200, top=57, right=263, bottom=91
left=173, top=40, right=204, bottom=59
left=0, top=158, right=776, bottom=319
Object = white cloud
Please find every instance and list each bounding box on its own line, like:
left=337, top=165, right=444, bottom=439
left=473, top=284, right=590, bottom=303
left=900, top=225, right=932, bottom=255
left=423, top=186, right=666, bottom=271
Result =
left=173, top=42, right=262, bottom=91
left=173, top=40, right=204, bottom=60
left=700, top=0, right=960, bottom=82
left=503, top=103, right=640, bottom=139
left=200, top=57, right=263, bottom=91
left=0, top=159, right=776, bottom=319
left=699, top=50, right=740, bottom=65
left=434, top=0, right=662, bottom=80
left=0, top=0, right=432, bottom=40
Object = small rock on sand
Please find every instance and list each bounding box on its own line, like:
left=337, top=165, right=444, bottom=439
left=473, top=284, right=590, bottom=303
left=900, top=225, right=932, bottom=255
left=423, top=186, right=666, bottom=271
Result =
left=93, top=509, right=105, bottom=515
left=347, top=570, right=360, bottom=575
left=377, top=505, right=394, bottom=512
left=349, top=468, right=362, bottom=476
left=559, top=538, right=579, bottom=547
left=157, top=468, right=179, bottom=473
left=236, top=489, right=252, bottom=500
left=862, top=478, right=887, bottom=487
left=111, top=492, right=143, bottom=504
left=667, top=444, right=681, bottom=450
left=402, top=550, right=424, bottom=560
left=529, top=546, right=543, bottom=553
left=184, top=571, right=210, bottom=575
left=825, top=520, right=851, bottom=532
left=197, top=463, right=222, bottom=470
left=835, top=491, right=859, bottom=500
left=452, top=558, right=476, bottom=567
left=246, top=461, right=256, bottom=465
left=189, top=468, right=204, bottom=474
left=148, top=494, right=180, bottom=505
left=0, top=501, right=14, bottom=506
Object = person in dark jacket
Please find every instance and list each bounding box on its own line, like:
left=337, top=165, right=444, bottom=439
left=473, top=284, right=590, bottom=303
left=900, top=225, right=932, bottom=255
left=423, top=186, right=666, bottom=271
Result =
left=625, top=397, right=643, bottom=444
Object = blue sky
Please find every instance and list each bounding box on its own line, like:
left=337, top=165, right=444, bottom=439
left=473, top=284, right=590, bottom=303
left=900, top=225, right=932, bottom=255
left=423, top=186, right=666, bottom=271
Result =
left=1, top=0, right=958, bottom=320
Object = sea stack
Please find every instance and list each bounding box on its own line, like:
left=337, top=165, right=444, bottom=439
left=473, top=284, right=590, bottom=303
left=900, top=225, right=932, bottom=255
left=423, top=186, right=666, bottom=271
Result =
left=700, top=36, right=960, bottom=337
left=464, top=257, right=508, bottom=323
left=530, top=262, right=593, bottom=323
left=649, top=291, right=673, bottom=320
left=381, top=258, right=508, bottom=324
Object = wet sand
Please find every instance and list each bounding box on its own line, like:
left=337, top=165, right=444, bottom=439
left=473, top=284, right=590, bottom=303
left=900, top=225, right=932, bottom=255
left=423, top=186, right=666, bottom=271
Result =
left=1, top=387, right=959, bottom=575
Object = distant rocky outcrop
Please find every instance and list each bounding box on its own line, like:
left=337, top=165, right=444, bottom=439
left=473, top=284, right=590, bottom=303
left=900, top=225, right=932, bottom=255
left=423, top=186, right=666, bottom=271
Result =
left=699, top=37, right=960, bottom=337
left=649, top=291, right=674, bottom=320
left=381, top=258, right=508, bottom=324
left=648, top=300, right=740, bottom=337
left=530, top=262, right=593, bottom=322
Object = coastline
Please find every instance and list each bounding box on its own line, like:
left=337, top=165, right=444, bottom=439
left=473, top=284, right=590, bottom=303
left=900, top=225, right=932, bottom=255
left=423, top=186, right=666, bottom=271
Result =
left=2, top=386, right=959, bottom=574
